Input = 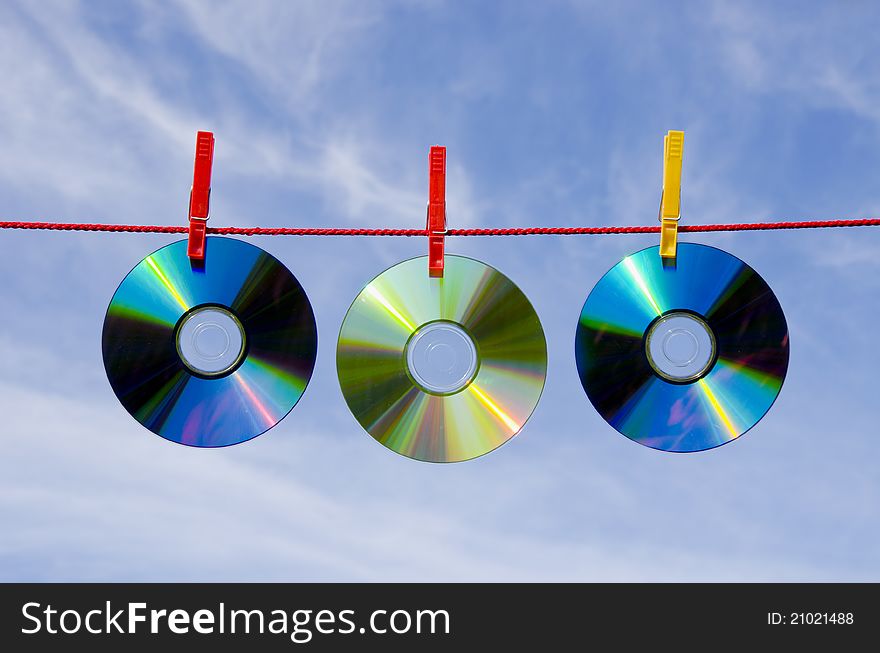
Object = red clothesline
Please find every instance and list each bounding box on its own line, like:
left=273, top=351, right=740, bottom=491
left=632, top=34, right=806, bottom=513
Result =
left=1, top=218, right=880, bottom=236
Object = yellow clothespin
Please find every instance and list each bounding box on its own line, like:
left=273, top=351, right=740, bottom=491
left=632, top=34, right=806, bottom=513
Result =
left=659, top=130, right=684, bottom=261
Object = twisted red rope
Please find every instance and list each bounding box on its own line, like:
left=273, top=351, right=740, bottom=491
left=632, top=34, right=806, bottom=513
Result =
left=1, top=218, right=879, bottom=236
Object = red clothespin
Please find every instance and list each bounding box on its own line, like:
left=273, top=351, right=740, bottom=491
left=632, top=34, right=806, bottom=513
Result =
left=187, top=131, right=215, bottom=262
left=427, top=145, right=447, bottom=277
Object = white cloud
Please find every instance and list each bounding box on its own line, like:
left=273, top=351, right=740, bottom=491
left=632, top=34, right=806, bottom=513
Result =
left=709, top=1, right=880, bottom=124
left=0, top=0, right=461, bottom=228
left=2, top=380, right=859, bottom=581
left=173, top=0, right=381, bottom=110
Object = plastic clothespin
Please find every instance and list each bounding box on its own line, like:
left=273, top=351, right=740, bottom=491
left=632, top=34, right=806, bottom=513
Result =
left=659, top=130, right=684, bottom=261
left=187, top=131, right=215, bottom=262
left=427, top=145, right=447, bottom=277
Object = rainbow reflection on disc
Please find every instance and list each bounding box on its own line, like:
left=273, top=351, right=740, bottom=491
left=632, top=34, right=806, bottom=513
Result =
left=575, top=243, right=788, bottom=452
left=337, top=255, right=547, bottom=463
left=102, top=237, right=317, bottom=447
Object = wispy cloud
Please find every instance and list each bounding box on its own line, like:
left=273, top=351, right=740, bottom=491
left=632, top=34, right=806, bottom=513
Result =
left=0, top=0, right=458, bottom=228
left=3, top=380, right=868, bottom=582
left=709, top=1, right=880, bottom=123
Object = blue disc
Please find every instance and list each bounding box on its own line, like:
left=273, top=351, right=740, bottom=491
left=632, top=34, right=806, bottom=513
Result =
left=102, top=237, right=317, bottom=447
left=575, top=243, right=789, bottom=452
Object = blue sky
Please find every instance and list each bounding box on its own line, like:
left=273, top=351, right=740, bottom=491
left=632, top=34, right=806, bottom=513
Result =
left=1, top=0, right=879, bottom=581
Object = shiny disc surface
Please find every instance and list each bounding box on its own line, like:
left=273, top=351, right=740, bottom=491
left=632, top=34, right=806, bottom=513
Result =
left=575, top=243, right=788, bottom=452
left=103, top=237, right=317, bottom=447
left=337, top=255, right=547, bottom=463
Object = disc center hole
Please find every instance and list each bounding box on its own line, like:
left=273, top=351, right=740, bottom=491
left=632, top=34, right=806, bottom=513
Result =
left=663, top=329, right=700, bottom=366
left=176, top=307, right=246, bottom=377
left=192, top=323, right=231, bottom=360
left=405, top=321, right=478, bottom=394
left=645, top=312, right=716, bottom=383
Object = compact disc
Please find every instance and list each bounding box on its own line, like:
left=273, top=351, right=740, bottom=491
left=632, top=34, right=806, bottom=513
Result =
left=102, top=237, right=317, bottom=447
left=337, top=255, right=547, bottom=463
left=575, top=243, right=788, bottom=452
